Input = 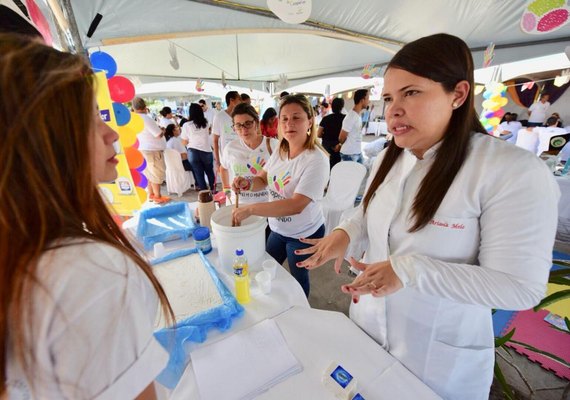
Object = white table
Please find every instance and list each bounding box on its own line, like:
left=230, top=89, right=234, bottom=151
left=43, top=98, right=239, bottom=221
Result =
left=170, top=306, right=441, bottom=399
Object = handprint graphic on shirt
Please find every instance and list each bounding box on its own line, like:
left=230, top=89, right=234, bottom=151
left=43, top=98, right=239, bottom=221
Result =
left=272, top=171, right=291, bottom=193
left=246, top=156, right=266, bottom=174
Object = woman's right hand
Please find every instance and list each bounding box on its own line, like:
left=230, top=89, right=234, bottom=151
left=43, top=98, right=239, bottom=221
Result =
left=295, top=229, right=350, bottom=274
left=232, top=176, right=250, bottom=193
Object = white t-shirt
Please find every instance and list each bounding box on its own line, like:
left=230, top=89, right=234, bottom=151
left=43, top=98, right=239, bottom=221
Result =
left=6, top=240, right=168, bottom=400
left=340, top=110, right=363, bottom=155
left=158, top=117, right=176, bottom=129
left=221, top=137, right=276, bottom=204
left=137, top=113, right=166, bottom=151
left=212, top=111, right=237, bottom=162
left=497, top=121, right=522, bottom=144
left=264, top=148, right=329, bottom=238
left=203, top=108, right=216, bottom=127
left=528, top=101, right=550, bottom=124
left=181, top=122, right=212, bottom=153
left=167, top=136, right=187, bottom=154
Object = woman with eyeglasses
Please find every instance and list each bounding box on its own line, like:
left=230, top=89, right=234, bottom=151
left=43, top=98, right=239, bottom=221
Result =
left=220, top=103, right=275, bottom=205
left=181, top=103, right=216, bottom=192
left=231, top=95, right=329, bottom=297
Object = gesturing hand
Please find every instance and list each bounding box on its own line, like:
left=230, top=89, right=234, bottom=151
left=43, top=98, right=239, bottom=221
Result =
left=341, top=258, right=403, bottom=304
left=295, top=230, right=350, bottom=273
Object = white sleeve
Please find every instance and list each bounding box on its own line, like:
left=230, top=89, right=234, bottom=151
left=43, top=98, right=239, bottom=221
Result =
left=294, top=151, right=329, bottom=201
left=180, top=124, right=191, bottom=142
left=147, top=118, right=163, bottom=138
left=390, top=159, right=560, bottom=310
left=212, top=114, right=221, bottom=137
left=221, top=144, right=231, bottom=169
left=46, top=244, right=168, bottom=400
left=341, top=112, right=354, bottom=132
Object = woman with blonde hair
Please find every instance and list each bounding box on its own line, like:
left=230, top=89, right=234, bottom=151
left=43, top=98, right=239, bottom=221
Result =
left=1, top=34, right=173, bottom=399
left=232, top=94, right=329, bottom=296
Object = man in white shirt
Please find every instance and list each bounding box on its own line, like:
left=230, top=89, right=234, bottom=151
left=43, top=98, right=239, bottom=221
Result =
left=199, top=99, right=216, bottom=126
left=133, top=97, right=170, bottom=203
left=212, top=91, right=242, bottom=169
left=527, top=93, right=550, bottom=127
left=339, top=88, right=369, bottom=163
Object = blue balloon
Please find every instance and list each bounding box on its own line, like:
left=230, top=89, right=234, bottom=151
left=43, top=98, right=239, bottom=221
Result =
left=112, top=102, right=131, bottom=126
left=482, top=90, right=493, bottom=100
left=90, top=51, right=117, bottom=79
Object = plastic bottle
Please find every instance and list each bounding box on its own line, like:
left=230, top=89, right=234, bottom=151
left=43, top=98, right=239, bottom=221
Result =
left=197, top=190, right=216, bottom=229
left=233, top=248, right=250, bottom=304
left=193, top=226, right=212, bottom=254
left=561, top=161, right=570, bottom=176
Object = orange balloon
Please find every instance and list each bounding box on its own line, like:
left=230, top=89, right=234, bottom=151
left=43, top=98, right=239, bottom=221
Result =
left=118, top=125, right=137, bottom=148
left=124, top=147, right=144, bottom=169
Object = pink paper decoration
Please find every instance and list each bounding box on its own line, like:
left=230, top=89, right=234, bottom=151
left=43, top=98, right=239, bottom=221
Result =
left=521, top=0, right=570, bottom=34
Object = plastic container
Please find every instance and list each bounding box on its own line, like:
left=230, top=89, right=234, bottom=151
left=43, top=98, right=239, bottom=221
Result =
left=210, top=205, right=267, bottom=273
left=233, top=248, right=250, bottom=304
left=193, top=227, right=212, bottom=254
left=197, top=190, right=216, bottom=229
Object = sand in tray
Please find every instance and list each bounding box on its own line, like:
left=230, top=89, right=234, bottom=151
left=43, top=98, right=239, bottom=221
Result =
left=153, top=253, right=224, bottom=328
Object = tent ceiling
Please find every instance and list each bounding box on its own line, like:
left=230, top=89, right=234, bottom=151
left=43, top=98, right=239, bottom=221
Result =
left=65, top=0, right=570, bottom=84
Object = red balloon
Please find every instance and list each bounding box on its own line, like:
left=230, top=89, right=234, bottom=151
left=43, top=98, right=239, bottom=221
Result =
left=108, top=76, right=135, bottom=103
left=130, top=169, right=142, bottom=186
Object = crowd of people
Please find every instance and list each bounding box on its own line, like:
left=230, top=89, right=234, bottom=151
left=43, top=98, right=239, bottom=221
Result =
left=0, top=8, right=563, bottom=400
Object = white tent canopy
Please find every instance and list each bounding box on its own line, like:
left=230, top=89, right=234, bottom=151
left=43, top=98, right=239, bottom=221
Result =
left=41, top=0, right=570, bottom=88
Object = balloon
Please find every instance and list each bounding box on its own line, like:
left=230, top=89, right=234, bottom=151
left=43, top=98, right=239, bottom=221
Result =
left=90, top=51, right=117, bottom=79
left=108, top=76, right=135, bottom=103
left=136, top=187, right=148, bottom=203
left=484, top=111, right=495, bottom=119
left=488, top=117, right=501, bottom=126
left=493, top=109, right=505, bottom=118
left=112, top=102, right=131, bottom=126
left=139, top=173, right=148, bottom=189
left=130, top=169, right=141, bottom=186
left=118, top=125, right=138, bottom=148
left=136, top=158, right=147, bottom=172
left=132, top=138, right=139, bottom=149
left=483, top=91, right=493, bottom=100
left=124, top=147, right=144, bottom=169
left=126, top=112, right=144, bottom=133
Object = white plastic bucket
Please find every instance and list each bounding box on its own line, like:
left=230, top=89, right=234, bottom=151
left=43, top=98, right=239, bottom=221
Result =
left=210, top=206, right=267, bottom=272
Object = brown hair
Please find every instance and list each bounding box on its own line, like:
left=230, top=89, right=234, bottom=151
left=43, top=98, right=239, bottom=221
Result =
left=363, top=33, right=486, bottom=232
left=277, top=94, right=325, bottom=158
left=0, top=34, right=173, bottom=394
left=231, top=102, right=260, bottom=122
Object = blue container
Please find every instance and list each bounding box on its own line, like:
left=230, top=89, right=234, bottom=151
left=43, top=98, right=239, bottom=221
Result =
left=193, top=227, right=212, bottom=254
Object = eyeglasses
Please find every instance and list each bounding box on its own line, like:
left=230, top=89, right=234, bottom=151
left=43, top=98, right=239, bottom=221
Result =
left=232, top=120, right=255, bottom=130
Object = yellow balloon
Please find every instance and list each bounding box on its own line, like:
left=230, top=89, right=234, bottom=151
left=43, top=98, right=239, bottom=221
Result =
left=118, top=125, right=138, bottom=148
left=126, top=112, right=144, bottom=133
left=488, top=117, right=501, bottom=126
left=136, top=186, right=147, bottom=203
left=498, top=97, right=508, bottom=107
left=482, top=99, right=498, bottom=109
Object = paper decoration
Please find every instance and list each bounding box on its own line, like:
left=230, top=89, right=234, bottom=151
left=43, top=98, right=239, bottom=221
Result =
left=195, top=79, right=204, bottom=92
left=479, top=82, right=508, bottom=135
left=324, top=84, right=331, bottom=97
left=277, top=73, right=288, bottom=91
left=521, top=0, right=570, bottom=34
left=267, top=0, right=311, bottom=24
left=483, top=42, right=495, bottom=68
left=361, top=64, right=380, bottom=79
left=24, top=0, right=53, bottom=45
left=520, top=81, right=535, bottom=92
left=221, top=71, right=227, bottom=88
left=169, top=42, right=179, bottom=70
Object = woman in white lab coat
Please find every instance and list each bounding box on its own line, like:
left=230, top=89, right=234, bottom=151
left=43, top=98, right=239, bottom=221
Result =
left=297, top=34, right=559, bottom=400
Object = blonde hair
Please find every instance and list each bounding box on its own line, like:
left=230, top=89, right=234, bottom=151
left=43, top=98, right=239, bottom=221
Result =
left=0, top=34, right=173, bottom=394
left=277, top=94, right=326, bottom=158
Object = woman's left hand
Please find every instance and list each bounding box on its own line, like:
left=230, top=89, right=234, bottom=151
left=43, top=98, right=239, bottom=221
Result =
left=342, top=258, right=403, bottom=303
left=232, top=204, right=253, bottom=226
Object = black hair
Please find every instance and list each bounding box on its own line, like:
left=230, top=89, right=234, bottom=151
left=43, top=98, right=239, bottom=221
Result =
left=164, top=124, right=177, bottom=141
left=0, top=6, right=42, bottom=39
left=279, top=91, right=289, bottom=98
left=354, top=89, right=369, bottom=105
left=225, top=91, right=239, bottom=107
left=159, top=106, right=172, bottom=117
left=261, top=107, right=277, bottom=123
left=331, top=98, right=344, bottom=114
left=188, top=103, right=208, bottom=129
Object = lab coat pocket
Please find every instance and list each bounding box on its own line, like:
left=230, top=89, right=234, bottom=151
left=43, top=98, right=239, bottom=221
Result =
left=417, top=214, right=479, bottom=262
left=425, top=340, right=494, bottom=400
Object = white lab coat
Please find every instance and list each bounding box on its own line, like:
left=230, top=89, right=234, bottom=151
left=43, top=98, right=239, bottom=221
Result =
left=339, top=133, right=559, bottom=400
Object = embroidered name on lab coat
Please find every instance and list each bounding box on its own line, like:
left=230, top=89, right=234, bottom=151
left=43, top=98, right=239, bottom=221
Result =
left=429, top=219, right=465, bottom=230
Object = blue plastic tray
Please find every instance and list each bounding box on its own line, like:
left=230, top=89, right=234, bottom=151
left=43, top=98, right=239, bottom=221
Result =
left=152, top=249, right=244, bottom=389
left=136, top=202, right=197, bottom=250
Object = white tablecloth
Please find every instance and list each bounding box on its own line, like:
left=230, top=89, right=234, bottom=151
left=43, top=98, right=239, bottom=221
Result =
left=170, top=307, right=441, bottom=400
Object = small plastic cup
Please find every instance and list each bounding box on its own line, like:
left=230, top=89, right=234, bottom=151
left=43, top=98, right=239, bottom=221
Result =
left=153, top=242, right=165, bottom=258
left=255, top=271, right=272, bottom=294
left=262, top=259, right=278, bottom=280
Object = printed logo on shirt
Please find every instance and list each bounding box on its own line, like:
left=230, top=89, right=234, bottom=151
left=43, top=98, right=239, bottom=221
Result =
left=247, top=155, right=266, bottom=174
left=271, top=170, right=291, bottom=194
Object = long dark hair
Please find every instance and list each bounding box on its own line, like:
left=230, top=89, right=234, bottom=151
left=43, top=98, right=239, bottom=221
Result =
left=164, top=123, right=177, bottom=141
left=363, top=33, right=486, bottom=232
left=189, top=102, right=208, bottom=129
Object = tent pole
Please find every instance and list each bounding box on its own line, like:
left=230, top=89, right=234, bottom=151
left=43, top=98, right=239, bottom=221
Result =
left=48, top=0, right=84, bottom=54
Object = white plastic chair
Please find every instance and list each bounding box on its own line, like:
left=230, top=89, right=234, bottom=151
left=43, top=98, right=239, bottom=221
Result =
left=164, top=148, right=195, bottom=197
left=321, top=161, right=367, bottom=235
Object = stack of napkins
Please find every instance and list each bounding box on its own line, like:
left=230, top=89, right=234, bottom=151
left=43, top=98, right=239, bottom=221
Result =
left=191, top=319, right=303, bottom=400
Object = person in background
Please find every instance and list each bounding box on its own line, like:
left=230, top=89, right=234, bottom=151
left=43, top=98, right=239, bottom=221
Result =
left=497, top=112, right=522, bottom=143
left=212, top=91, right=242, bottom=172
left=527, top=93, right=550, bottom=127
left=221, top=103, right=274, bottom=207
left=297, top=33, right=559, bottom=399
left=231, top=94, right=329, bottom=297
left=339, top=88, right=369, bottom=163
left=318, top=97, right=345, bottom=170
left=550, top=112, right=564, bottom=128
left=133, top=97, right=170, bottom=204
left=315, top=101, right=329, bottom=126
left=240, top=93, right=252, bottom=105
left=1, top=34, right=174, bottom=399
left=199, top=99, right=215, bottom=126
left=261, top=107, right=278, bottom=154
left=164, top=123, right=192, bottom=172
left=279, top=91, right=290, bottom=99
left=158, top=106, right=177, bottom=129
left=181, top=103, right=216, bottom=192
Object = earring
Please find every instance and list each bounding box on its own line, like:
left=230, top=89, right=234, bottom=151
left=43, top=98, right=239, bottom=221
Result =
left=452, top=103, right=459, bottom=109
